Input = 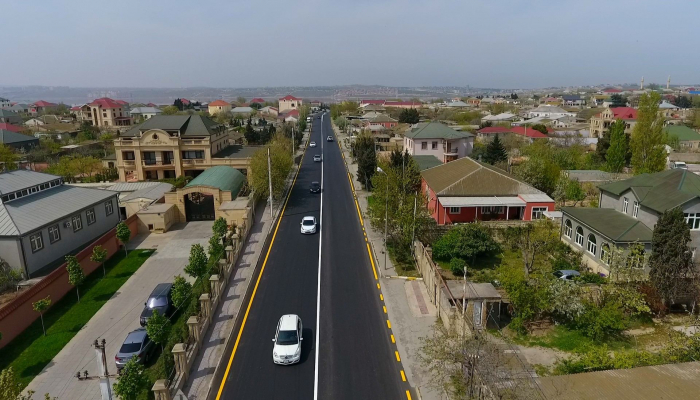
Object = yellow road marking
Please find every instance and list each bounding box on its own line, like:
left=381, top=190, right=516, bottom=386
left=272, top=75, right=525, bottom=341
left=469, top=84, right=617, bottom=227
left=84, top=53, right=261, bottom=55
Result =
left=391, top=334, right=395, bottom=343
left=387, top=320, right=391, bottom=329
left=400, top=370, right=406, bottom=382
left=383, top=306, right=387, bottom=314
left=406, top=390, right=412, bottom=400
left=395, top=351, right=401, bottom=362
left=215, top=142, right=307, bottom=399
left=366, top=243, right=378, bottom=280
left=354, top=198, right=364, bottom=227
left=377, top=283, right=381, bottom=289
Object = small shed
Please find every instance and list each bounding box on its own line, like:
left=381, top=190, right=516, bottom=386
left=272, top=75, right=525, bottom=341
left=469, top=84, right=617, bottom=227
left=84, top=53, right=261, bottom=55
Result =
left=445, top=281, right=502, bottom=329
left=136, top=203, right=177, bottom=233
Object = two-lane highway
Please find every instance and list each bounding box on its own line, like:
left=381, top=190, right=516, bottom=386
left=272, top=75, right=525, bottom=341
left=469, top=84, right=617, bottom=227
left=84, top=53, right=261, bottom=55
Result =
left=214, top=114, right=411, bottom=399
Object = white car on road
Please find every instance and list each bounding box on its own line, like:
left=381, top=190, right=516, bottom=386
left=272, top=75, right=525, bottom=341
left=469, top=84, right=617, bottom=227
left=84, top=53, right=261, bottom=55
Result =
left=272, top=314, right=303, bottom=365
left=309, top=141, right=316, bottom=148
left=313, top=154, right=322, bottom=162
left=300, top=216, right=317, bottom=234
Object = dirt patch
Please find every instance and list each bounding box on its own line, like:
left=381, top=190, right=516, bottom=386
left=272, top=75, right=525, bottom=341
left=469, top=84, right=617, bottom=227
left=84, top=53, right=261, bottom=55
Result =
left=625, top=327, right=655, bottom=336
left=516, top=345, right=569, bottom=367
left=0, top=286, right=28, bottom=309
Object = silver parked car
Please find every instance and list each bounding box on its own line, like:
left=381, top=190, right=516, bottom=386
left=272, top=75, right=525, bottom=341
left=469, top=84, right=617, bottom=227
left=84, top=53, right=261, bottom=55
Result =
left=115, top=328, right=155, bottom=372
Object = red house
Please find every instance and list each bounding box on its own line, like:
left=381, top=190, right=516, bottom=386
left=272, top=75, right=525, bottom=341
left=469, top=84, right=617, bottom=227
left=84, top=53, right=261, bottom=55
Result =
left=421, top=157, right=555, bottom=225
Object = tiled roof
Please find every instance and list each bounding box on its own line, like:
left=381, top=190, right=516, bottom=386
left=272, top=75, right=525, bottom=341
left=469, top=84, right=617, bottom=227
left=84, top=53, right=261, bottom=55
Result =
left=115, top=100, right=128, bottom=105
left=33, top=100, right=57, bottom=107
left=279, top=95, right=301, bottom=101
left=562, top=207, right=652, bottom=242
left=186, top=166, right=245, bottom=196
left=250, top=98, right=265, bottom=103
left=369, top=114, right=397, bottom=123
left=602, top=88, right=622, bottom=93
left=209, top=100, right=230, bottom=106
left=610, top=107, right=638, bottom=120
left=422, top=157, right=543, bottom=197
left=599, top=169, right=700, bottom=213
left=89, top=97, right=123, bottom=109
left=405, top=122, right=473, bottom=140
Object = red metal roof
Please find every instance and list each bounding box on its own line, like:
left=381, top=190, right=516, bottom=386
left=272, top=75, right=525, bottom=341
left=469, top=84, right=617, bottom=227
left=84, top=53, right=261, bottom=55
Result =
left=33, top=100, right=57, bottom=107
left=279, top=95, right=301, bottom=101
left=89, top=97, right=123, bottom=109
left=209, top=100, right=230, bottom=106
left=611, top=107, right=638, bottom=120
left=360, top=100, right=386, bottom=105
left=476, top=126, right=549, bottom=138
left=250, top=98, right=265, bottom=104
left=0, top=123, right=23, bottom=133
left=70, top=106, right=82, bottom=111
left=180, top=98, right=191, bottom=105
left=602, top=88, right=622, bottom=93
left=115, top=100, right=128, bottom=105
left=476, top=127, right=512, bottom=134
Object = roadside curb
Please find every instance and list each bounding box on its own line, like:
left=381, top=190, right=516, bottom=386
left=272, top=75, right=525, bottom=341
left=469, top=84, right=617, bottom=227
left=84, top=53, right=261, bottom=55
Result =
left=384, top=276, right=423, bottom=281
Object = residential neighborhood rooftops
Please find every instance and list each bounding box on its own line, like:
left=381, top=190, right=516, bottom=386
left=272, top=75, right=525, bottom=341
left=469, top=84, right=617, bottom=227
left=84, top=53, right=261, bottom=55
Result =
left=562, top=207, right=652, bottom=242
left=250, top=98, right=265, bottom=104
left=599, top=169, right=700, bottom=213
left=665, top=125, right=700, bottom=142
left=209, top=100, right=230, bottom=106
left=446, top=101, right=469, bottom=107
left=422, top=156, right=544, bottom=197
left=185, top=165, right=245, bottom=196
left=413, top=155, right=442, bottom=171
left=405, top=122, right=473, bottom=140
left=122, top=115, right=222, bottom=137
left=368, top=114, right=397, bottom=123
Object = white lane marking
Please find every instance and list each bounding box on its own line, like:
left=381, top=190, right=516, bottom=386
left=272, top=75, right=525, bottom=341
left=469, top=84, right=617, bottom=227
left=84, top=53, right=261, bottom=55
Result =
left=313, top=114, right=324, bottom=400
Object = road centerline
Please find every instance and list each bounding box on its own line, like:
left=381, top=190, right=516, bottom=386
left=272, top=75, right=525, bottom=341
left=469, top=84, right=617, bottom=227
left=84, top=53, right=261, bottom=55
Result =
left=313, top=114, right=325, bottom=400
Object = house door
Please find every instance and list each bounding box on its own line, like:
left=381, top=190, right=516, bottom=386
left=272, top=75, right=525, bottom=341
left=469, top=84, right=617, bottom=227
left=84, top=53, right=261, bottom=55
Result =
left=473, top=301, right=483, bottom=329
left=184, top=192, right=215, bottom=221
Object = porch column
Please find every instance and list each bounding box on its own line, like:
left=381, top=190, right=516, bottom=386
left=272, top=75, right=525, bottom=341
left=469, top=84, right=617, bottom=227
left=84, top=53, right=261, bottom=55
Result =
left=506, top=206, right=509, bottom=221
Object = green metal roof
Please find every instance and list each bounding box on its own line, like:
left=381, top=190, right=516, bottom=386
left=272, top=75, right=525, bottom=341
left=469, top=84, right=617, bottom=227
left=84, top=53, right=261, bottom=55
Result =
left=405, top=122, right=474, bottom=140
left=562, top=207, right=653, bottom=243
left=186, top=166, right=245, bottom=196
left=0, top=130, right=38, bottom=145
left=413, top=155, right=442, bottom=171
left=598, top=169, right=700, bottom=213
left=664, top=125, right=700, bottom=142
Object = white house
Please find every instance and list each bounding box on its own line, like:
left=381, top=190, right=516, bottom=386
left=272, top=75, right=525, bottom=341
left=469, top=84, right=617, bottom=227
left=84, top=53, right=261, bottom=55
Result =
left=481, top=112, right=518, bottom=123
left=525, top=105, right=576, bottom=119
left=129, top=107, right=162, bottom=121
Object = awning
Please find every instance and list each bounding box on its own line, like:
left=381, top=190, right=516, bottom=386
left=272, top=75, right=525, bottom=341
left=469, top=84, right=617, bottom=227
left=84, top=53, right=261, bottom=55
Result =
left=438, top=196, right=526, bottom=207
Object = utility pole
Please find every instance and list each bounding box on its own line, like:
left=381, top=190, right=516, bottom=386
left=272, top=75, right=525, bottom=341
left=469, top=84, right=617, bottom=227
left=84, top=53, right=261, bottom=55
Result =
left=411, top=194, right=417, bottom=247
left=267, top=147, right=273, bottom=220
left=94, top=339, right=113, bottom=400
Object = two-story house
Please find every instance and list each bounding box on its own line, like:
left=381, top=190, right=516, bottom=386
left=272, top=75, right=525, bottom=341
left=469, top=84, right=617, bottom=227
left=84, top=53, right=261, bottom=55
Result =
left=561, top=169, right=700, bottom=275
left=0, top=170, right=120, bottom=277
left=367, top=114, right=398, bottom=129
left=70, top=104, right=92, bottom=123
left=113, top=115, right=256, bottom=182
left=208, top=100, right=231, bottom=115
left=403, top=122, right=474, bottom=163
left=89, top=98, right=132, bottom=128
left=0, top=109, right=22, bottom=125
left=279, top=95, right=303, bottom=113
left=589, top=107, right=637, bottom=138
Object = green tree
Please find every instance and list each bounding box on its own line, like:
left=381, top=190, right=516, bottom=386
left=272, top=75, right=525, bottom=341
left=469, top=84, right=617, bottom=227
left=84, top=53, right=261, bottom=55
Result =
left=503, top=219, right=560, bottom=278
left=432, top=224, right=500, bottom=263
left=208, top=234, right=224, bottom=260
left=184, top=244, right=208, bottom=280
left=631, top=92, right=667, bottom=174
left=212, top=217, right=228, bottom=238
left=530, top=124, right=548, bottom=135
left=0, top=367, right=34, bottom=400
left=354, top=131, right=376, bottom=189
left=112, top=358, right=148, bottom=400
left=606, top=119, right=628, bottom=172
left=398, top=108, right=419, bottom=124
left=162, top=105, right=179, bottom=115
left=554, top=177, right=586, bottom=206
left=171, top=275, right=192, bottom=309
left=116, top=221, right=131, bottom=256
left=483, top=136, right=508, bottom=165
left=596, top=129, right=611, bottom=161
left=249, top=134, right=293, bottom=200
left=0, top=144, right=18, bottom=171
left=32, top=295, right=52, bottom=336
left=65, top=255, right=85, bottom=302
left=610, top=94, right=627, bottom=107
left=649, top=207, right=696, bottom=306
left=90, top=245, right=108, bottom=277
left=514, top=157, right=560, bottom=196
left=145, top=309, right=171, bottom=352
left=236, top=96, right=246, bottom=104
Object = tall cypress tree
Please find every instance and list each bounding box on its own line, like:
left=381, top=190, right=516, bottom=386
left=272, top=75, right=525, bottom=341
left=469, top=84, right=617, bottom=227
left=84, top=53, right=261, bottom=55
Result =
left=606, top=119, right=628, bottom=173
left=649, top=207, right=696, bottom=306
left=483, top=136, right=508, bottom=165
left=631, top=92, right=667, bottom=174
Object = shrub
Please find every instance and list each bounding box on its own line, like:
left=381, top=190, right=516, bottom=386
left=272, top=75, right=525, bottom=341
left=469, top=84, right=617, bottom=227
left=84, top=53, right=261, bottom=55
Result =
left=433, top=224, right=500, bottom=262
left=637, top=283, right=668, bottom=316
left=449, top=258, right=466, bottom=276
left=575, top=272, right=607, bottom=285
left=574, top=302, right=628, bottom=340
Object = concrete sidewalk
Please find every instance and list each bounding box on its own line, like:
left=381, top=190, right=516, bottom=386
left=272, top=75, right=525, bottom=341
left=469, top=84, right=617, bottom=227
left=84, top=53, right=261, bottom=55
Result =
left=25, top=221, right=214, bottom=400
left=335, top=125, right=441, bottom=400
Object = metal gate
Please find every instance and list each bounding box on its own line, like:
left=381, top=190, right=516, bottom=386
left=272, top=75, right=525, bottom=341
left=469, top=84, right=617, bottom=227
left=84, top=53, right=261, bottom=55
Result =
left=184, top=192, right=215, bottom=221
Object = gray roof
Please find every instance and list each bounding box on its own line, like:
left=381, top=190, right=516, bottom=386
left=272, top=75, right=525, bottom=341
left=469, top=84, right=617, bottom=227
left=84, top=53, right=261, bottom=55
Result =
left=0, top=109, right=19, bottom=118
left=214, top=144, right=263, bottom=159
left=445, top=281, right=501, bottom=300
left=446, top=101, right=469, bottom=107
left=106, top=182, right=161, bottom=192
left=231, top=107, right=254, bottom=114
left=0, top=170, right=59, bottom=195
left=0, top=185, right=117, bottom=236
left=405, top=122, right=474, bottom=140
left=565, top=170, right=631, bottom=183
left=0, top=130, right=38, bottom=145
left=121, top=183, right=173, bottom=202
left=130, top=107, right=162, bottom=115
left=562, top=207, right=653, bottom=243
left=121, top=115, right=223, bottom=137
left=413, top=155, right=443, bottom=171
left=599, top=169, right=700, bottom=213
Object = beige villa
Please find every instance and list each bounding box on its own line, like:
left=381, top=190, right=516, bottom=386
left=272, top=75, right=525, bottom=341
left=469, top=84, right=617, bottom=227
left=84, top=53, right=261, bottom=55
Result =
left=113, top=115, right=259, bottom=181
left=89, top=97, right=132, bottom=128
left=208, top=100, right=231, bottom=115
left=279, top=95, right=302, bottom=113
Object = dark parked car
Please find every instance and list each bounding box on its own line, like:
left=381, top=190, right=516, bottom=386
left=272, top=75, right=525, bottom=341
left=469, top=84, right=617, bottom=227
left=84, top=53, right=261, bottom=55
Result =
left=140, top=283, right=173, bottom=326
left=310, top=181, right=321, bottom=193
left=115, top=328, right=155, bottom=371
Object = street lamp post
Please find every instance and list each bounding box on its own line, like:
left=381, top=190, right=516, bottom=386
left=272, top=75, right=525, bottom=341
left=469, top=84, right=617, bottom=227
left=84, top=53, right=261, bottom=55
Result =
left=377, top=167, right=388, bottom=272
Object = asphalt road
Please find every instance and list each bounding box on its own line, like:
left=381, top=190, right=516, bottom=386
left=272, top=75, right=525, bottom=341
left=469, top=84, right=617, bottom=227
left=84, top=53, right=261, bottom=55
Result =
left=213, top=114, right=410, bottom=399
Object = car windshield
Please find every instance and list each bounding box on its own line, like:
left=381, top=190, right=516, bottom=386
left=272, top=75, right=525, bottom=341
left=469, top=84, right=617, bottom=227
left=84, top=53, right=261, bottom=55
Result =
left=553, top=271, right=563, bottom=278
left=277, top=330, right=298, bottom=345
left=120, top=342, right=142, bottom=353
left=147, top=296, right=168, bottom=308
left=303, top=219, right=315, bottom=226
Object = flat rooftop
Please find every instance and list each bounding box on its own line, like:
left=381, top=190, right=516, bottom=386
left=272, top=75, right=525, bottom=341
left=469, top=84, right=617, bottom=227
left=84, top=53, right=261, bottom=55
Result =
left=215, top=144, right=264, bottom=159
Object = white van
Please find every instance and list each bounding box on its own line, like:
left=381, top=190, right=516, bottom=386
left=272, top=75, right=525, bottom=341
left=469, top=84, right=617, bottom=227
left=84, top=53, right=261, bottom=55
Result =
left=672, top=161, right=688, bottom=170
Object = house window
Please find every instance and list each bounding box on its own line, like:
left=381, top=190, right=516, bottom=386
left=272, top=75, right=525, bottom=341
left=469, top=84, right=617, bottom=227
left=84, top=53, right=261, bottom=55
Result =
left=449, top=207, right=460, bottom=214
left=575, top=227, right=584, bottom=246
left=623, top=197, right=629, bottom=213
left=531, top=207, right=547, bottom=220
left=564, top=219, right=572, bottom=238
left=182, top=150, right=204, bottom=159
left=421, top=141, right=427, bottom=150
left=123, top=151, right=135, bottom=160
left=601, top=243, right=610, bottom=265
left=30, top=233, right=43, bottom=252
left=86, top=208, right=96, bottom=225
left=72, top=215, right=83, bottom=232
left=685, top=213, right=700, bottom=230
left=48, top=225, right=61, bottom=244
left=432, top=141, right=438, bottom=150
left=105, top=200, right=114, bottom=216
left=633, top=201, right=639, bottom=218
left=586, top=234, right=597, bottom=255
left=481, top=206, right=504, bottom=214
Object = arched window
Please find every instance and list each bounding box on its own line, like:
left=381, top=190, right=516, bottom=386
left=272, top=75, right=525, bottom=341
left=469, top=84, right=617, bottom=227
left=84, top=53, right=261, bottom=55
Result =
left=601, top=243, right=611, bottom=265
left=564, top=220, right=572, bottom=238
left=575, top=227, right=584, bottom=246
left=587, top=234, right=597, bottom=255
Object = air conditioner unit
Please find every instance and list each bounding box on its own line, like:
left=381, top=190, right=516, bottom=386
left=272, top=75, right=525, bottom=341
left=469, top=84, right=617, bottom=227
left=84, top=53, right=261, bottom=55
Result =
left=64, top=221, right=71, bottom=228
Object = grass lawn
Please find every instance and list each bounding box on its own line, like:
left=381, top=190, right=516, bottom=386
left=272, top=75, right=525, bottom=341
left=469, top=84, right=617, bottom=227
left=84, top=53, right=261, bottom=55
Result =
left=513, top=324, right=633, bottom=353
left=435, top=250, right=521, bottom=282
left=0, top=249, right=153, bottom=388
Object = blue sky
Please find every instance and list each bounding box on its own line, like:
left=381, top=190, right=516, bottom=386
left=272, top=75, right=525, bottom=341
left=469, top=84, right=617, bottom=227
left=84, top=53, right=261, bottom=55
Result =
left=2, top=0, right=698, bottom=88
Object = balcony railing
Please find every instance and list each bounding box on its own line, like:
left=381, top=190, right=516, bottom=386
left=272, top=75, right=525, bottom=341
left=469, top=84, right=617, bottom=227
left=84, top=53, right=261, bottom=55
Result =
left=182, top=159, right=206, bottom=166
left=182, top=139, right=207, bottom=145
left=123, top=160, right=136, bottom=167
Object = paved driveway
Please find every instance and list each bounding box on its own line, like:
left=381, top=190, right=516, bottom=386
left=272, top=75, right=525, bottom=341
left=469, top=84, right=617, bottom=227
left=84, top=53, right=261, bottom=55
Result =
left=25, top=221, right=213, bottom=400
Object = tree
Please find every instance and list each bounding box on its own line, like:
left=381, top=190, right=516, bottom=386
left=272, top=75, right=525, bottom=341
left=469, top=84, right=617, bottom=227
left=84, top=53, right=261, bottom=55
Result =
left=0, top=367, right=40, bottom=400
left=673, top=95, right=692, bottom=109
left=32, top=295, right=52, bottom=336
left=208, top=234, right=224, bottom=260
left=146, top=309, right=171, bottom=352
left=530, top=123, right=548, bottom=135
left=244, top=118, right=259, bottom=144
left=503, top=219, right=560, bottom=278
left=554, top=176, right=586, bottom=206
left=65, top=255, right=85, bottom=302
left=213, top=217, right=228, bottom=238
left=90, top=245, right=108, bottom=277
left=610, top=94, right=627, bottom=107
left=354, top=131, right=376, bottom=189
left=606, top=119, right=628, bottom=172
left=398, top=108, right=419, bottom=124
left=184, top=243, right=208, bottom=279
left=249, top=134, right=293, bottom=200
left=649, top=207, right=696, bottom=306
left=116, top=222, right=131, bottom=256
left=514, top=157, right=560, bottom=196
left=162, top=105, right=179, bottom=115
left=236, top=96, right=246, bottom=104
left=0, top=144, right=18, bottom=171
left=483, top=135, right=508, bottom=165
left=630, top=92, right=667, bottom=174
left=432, top=224, right=500, bottom=263
left=113, top=358, right=148, bottom=400
left=171, top=275, right=192, bottom=309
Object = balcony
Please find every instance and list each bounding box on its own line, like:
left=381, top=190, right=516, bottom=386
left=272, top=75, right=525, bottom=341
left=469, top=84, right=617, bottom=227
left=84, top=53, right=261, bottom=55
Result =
left=123, top=160, right=136, bottom=168
left=182, top=139, right=208, bottom=146
left=182, top=159, right=206, bottom=166
left=115, top=138, right=138, bottom=147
